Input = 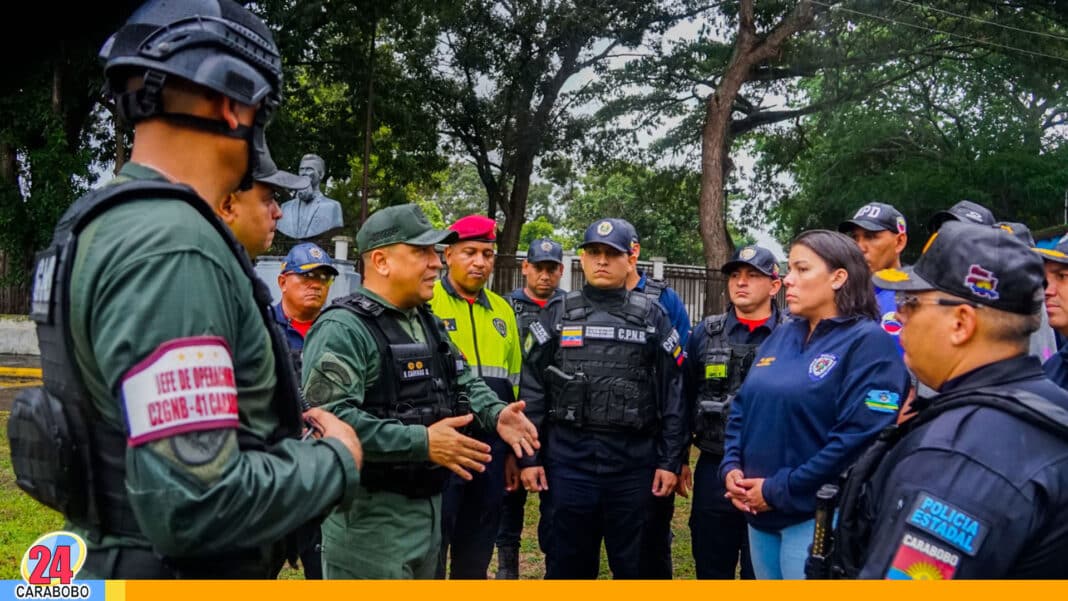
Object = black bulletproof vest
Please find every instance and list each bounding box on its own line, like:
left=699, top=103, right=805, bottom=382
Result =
left=546, top=290, right=660, bottom=432
left=10, top=180, right=305, bottom=542
left=830, top=387, right=1068, bottom=579
left=512, top=296, right=545, bottom=335
left=692, top=310, right=787, bottom=455
left=323, top=293, right=466, bottom=497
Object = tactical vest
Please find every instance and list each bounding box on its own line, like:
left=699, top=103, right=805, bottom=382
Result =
left=828, top=387, right=1068, bottom=579
left=692, top=310, right=787, bottom=455
left=512, top=296, right=544, bottom=335
left=8, top=181, right=305, bottom=557
left=323, top=293, right=467, bottom=498
left=640, top=277, right=668, bottom=301
left=546, top=290, right=660, bottom=432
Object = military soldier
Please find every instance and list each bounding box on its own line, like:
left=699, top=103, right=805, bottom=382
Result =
left=9, top=0, right=363, bottom=579
left=216, top=150, right=307, bottom=259
left=685, top=245, right=787, bottom=579
left=519, top=218, right=687, bottom=579
left=832, top=221, right=1068, bottom=578
left=301, top=204, right=539, bottom=579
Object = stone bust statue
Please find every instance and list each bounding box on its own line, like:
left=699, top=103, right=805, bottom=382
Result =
left=277, top=153, right=345, bottom=239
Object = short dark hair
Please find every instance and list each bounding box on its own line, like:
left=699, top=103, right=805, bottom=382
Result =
left=791, top=229, right=880, bottom=321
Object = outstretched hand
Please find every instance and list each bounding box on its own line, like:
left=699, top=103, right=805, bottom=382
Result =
left=496, top=401, right=540, bottom=458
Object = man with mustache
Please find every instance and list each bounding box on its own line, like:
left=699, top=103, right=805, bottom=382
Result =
left=430, top=214, right=523, bottom=578
left=275, top=243, right=338, bottom=371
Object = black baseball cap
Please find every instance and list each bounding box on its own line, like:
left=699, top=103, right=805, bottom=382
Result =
left=837, top=202, right=907, bottom=235
left=873, top=220, right=1043, bottom=315
left=995, top=222, right=1035, bottom=247
left=929, top=200, right=996, bottom=230
left=721, top=245, right=780, bottom=279
left=580, top=218, right=637, bottom=254
left=527, top=238, right=563, bottom=264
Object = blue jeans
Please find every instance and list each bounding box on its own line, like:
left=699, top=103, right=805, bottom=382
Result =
left=747, top=519, right=815, bottom=580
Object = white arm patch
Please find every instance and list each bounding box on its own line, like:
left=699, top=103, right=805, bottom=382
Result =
left=121, top=336, right=239, bottom=446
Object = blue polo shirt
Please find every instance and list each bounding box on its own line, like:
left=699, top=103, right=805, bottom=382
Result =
left=635, top=271, right=692, bottom=347
left=720, top=315, right=909, bottom=531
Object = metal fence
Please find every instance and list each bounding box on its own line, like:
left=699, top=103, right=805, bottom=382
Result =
left=492, top=254, right=787, bottom=324
left=0, top=251, right=29, bottom=315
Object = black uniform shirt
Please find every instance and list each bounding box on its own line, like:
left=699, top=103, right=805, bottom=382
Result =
left=518, top=285, right=687, bottom=474
left=859, top=354, right=1068, bottom=579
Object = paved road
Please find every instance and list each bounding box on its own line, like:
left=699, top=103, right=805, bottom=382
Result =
left=0, top=354, right=41, bottom=412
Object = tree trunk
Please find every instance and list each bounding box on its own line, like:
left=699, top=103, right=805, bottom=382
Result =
left=697, top=0, right=817, bottom=314
left=0, top=143, right=15, bottom=185
left=498, top=156, right=534, bottom=255
left=360, top=11, right=377, bottom=227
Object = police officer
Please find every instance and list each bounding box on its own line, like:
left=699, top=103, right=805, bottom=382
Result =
left=1033, top=235, right=1068, bottom=388
left=301, top=204, right=539, bottom=579
left=216, top=150, right=308, bottom=259
left=496, top=237, right=566, bottom=579
left=619, top=220, right=692, bottom=579
left=519, top=218, right=687, bottom=579
left=272, top=241, right=338, bottom=579
left=685, top=245, right=787, bottom=579
left=9, top=0, right=364, bottom=579
left=832, top=221, right=1068, bottom=578
left=838, top=202, right=908, bottom=346
left=430, top=215, right=523, bottom=579
left=273, top=243, right=338, bottom=370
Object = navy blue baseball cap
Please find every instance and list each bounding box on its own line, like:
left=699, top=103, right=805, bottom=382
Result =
left=838, top=202, right=907, bottom=235
left=721, top=245, right=780, bottom=279
left=281, top=242, right=339, bottom=276
left=527, top=238, right=563, bottom=264
left=929, top=200, right=996, bottom=230
left=1034, top=233, right=1068, bottom=265
left=873, top=220, right=1043, bottom=315
left=580, top=218, right=637, bottom=254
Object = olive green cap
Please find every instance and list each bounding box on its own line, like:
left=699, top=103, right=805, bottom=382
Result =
left=356, top=204, right=458, bottom=253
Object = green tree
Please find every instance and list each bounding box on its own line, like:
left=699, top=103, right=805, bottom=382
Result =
left=408, top=0, right=714, bottom=255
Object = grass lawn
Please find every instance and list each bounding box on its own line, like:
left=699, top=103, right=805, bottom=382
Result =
left=2, top=410, right=701, bottom=580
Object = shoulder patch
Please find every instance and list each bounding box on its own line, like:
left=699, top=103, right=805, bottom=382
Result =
left=660, top=328, right=681, bottom=354
left=529, top=321, right=551, bottom=345
left=808, top=353, right=838, bottom=380
left=886, top=533, right=960, bottom=579
left=864, top=389, right=900, bottom=413
left=881, top=311, right=903, bottom=336
left=493, top=317, right=508, bottom=338
left=121, top=336, right=239, bottom=446
left=906, top=493, right=988, bottom=556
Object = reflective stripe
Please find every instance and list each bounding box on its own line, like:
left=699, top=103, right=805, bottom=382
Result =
left=481, top=365, right=512, bottom=381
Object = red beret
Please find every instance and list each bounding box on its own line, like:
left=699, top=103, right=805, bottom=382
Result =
left=448, top=215, right=497, bottom=242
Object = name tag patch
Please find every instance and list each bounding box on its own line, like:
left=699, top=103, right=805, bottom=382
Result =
left=907, top=494, right=987, bottom=556
left=585, top=326, right=615, bottom=340
left=401, top=360, right=430, bottom=380
left=886, top=533, right=959, bottom=580
left=121, top=336, right=239, bottom=446
left=529, top=321, right=550, bottom=345
left=705, top=363, right=727, bottom=379
left=561, top=326, right=584, bottom=348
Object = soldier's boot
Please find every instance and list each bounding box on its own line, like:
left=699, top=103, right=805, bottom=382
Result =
left=496, top=545, right=519, bottom=579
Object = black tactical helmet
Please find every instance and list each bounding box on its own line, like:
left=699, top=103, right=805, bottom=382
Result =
left=100, top=0, right=283, bottom=189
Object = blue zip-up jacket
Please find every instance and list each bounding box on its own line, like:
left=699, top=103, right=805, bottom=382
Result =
left=720, top=315, right=909, bottom=531
left=1043, top=341, right=1068, bottom=391
left=636, top=271, right=692, bottom=347
left=859, top=355, right=1068, bottom=578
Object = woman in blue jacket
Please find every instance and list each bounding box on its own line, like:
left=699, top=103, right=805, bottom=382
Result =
left=720, top=230, right=909, bottom=580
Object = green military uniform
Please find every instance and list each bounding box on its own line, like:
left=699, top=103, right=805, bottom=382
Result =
left=69, top=163, right=360, bottom=574
left=303, top=284, right=506, bottom=578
